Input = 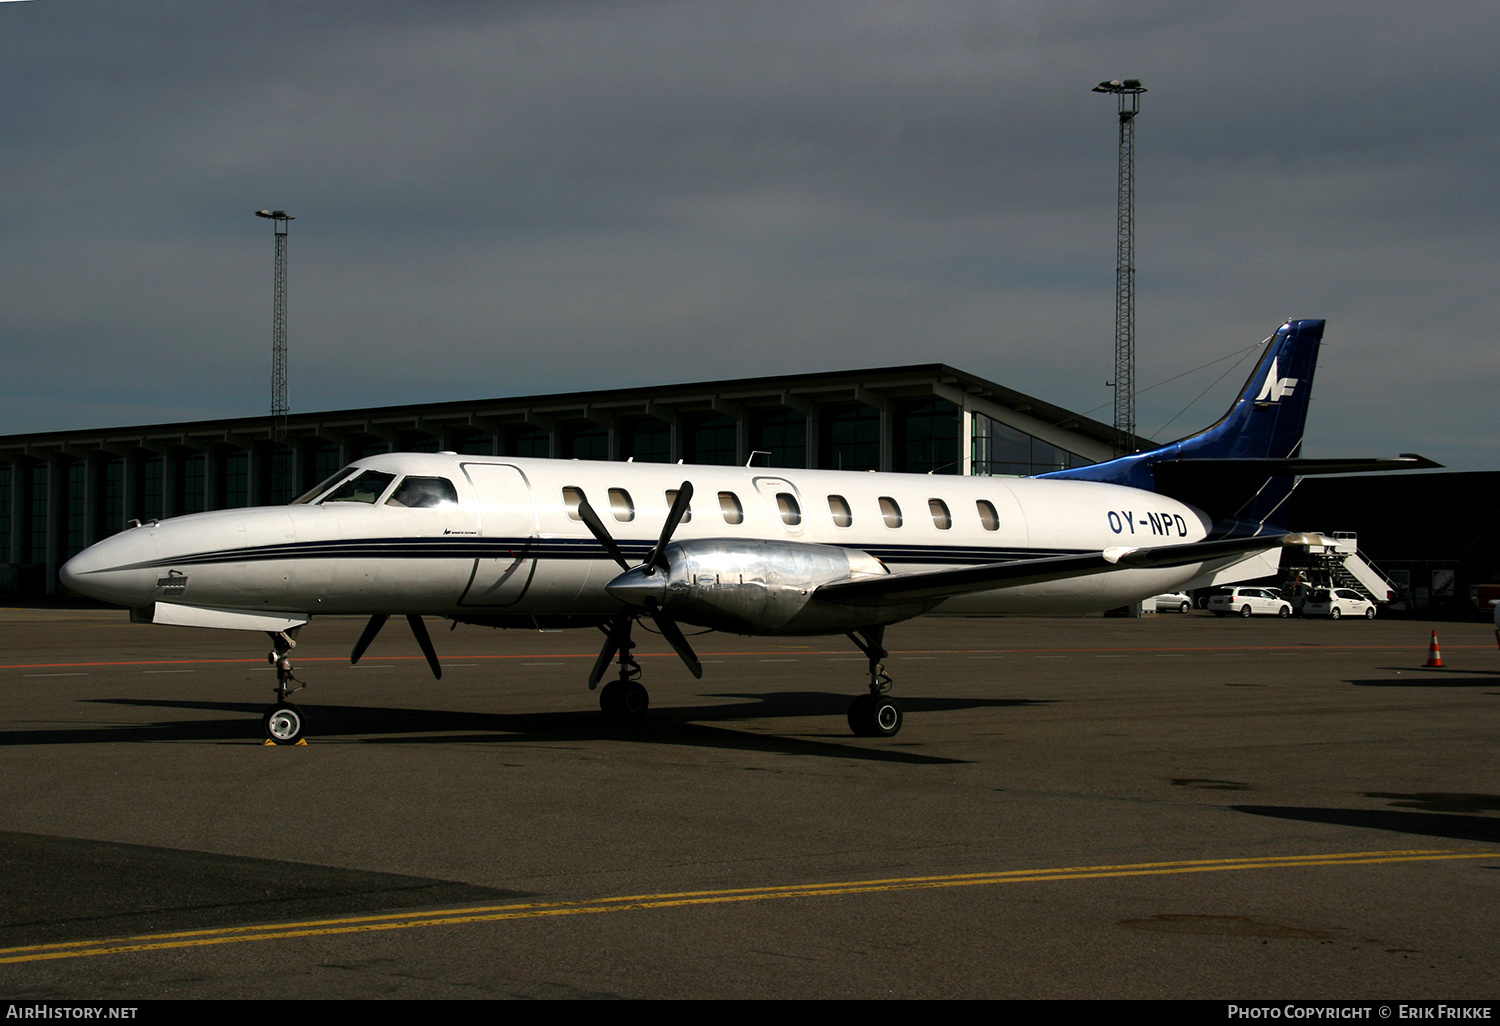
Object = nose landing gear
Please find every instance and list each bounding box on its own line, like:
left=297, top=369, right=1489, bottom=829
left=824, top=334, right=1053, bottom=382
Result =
left=264, top=629, right=307, bottom=745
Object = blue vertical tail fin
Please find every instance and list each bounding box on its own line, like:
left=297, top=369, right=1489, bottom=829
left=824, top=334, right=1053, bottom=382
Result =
left=1041, top=319, right=1325, bottom=529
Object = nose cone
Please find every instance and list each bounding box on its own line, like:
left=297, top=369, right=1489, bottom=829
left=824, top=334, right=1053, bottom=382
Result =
left=58, top=527, right=161, bottom=606
left=604, top=565, right=668, bottom=608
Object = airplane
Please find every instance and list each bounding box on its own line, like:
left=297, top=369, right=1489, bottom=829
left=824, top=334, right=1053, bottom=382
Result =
left=58, top=319, right=1437, bottom=744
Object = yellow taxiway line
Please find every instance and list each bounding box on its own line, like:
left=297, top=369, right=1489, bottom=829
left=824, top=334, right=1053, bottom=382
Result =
left=2, top=848, right=1492, bottom=965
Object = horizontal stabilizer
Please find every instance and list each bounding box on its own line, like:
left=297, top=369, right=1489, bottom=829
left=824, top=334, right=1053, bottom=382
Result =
left=815, top=534, right=1290, bottom=606
left=1152, top=453, right=1442, bottom=519
left=1157, top=454, right=1442, bottom=478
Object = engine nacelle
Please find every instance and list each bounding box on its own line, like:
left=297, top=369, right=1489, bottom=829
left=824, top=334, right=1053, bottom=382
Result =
left=605, top=538, right=931, bottom=634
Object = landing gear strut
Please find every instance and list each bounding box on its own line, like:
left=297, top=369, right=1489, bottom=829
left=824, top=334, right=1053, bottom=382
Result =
left=264, top=628, right=306, bottom=745
left=593, top=614, right=649, bottom=721
left=845, top=626, right=902, bottom=737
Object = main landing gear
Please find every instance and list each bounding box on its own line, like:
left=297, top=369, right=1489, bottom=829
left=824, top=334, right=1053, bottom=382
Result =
left=592, top=614, right=651, bottom=721
left=845, top=626, right=902, bottom=738
left=263, top=628, right=307, bottom=745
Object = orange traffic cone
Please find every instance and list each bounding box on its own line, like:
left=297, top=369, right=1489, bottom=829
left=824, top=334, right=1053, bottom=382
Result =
left=1424, top=630, right=1444, bottom=668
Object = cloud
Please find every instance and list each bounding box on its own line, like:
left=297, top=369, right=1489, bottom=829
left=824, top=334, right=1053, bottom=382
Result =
left=1, top=1, right=1495, bottom=467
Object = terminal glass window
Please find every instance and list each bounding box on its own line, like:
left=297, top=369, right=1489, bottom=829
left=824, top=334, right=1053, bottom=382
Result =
left=566, top=423, right=609, bottom=461
left=224, top=450, right=249, bottom=509
left=182, top=453, right=206, bottom=515
left=824, top=405, right=880, bottom=471
left=689, top=414, right=737, bottom=466
left=514, top=427, right=550, bottom=458
left=627, top=420, right=671, bottom=463
left=897, top=399, right=960, bottom=474
left=752, top=409, right=806, bottom=469
left=143, top=455, right=163, bottom=522
left=65, top=460, right=85, bottom=557
left=971, top=413, right=1094, bottom=477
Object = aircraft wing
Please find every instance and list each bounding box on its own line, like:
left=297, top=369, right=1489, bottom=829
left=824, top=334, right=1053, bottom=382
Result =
left=814, top=534, right=1291, bottom=606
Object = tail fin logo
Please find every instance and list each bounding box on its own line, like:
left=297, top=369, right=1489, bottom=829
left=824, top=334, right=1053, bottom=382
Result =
left=1254, top=357, right=1299, bottom=404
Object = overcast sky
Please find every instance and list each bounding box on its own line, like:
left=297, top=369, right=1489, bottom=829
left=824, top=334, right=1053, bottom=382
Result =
left=2, top=1, right=1495, bottom=469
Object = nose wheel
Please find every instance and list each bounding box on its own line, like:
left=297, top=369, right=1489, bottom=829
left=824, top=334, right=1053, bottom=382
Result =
left=263, top=702, right=305, bottom=745
left=263, top=628, right=308, bottom=745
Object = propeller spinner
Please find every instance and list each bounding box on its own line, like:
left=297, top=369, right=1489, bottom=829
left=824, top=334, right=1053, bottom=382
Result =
left=577, top=482, right=702, bottom=687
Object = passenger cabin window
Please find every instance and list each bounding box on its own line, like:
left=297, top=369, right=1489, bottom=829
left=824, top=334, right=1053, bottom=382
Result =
left=929, top=499, right=952, bottom=530
left=776, top=492, right=801, bottom=527
left=976, top=500, right=1000, bottom=532
left=719, top=491, right=744, bottom=525
left=609, top=488, right=635, bottom=523
left=827, top=494, right=852, bottom=528
left=562, top=486, right=586, bottom=522
left=879, top=496, right=902, bottom=528
left=665, top=489, right=693, bottom=523
left=385, top=476, right=460, bottom=509
left=294, top=466, right=357, bottom=504
left=321, top=470, right=396, bottom=504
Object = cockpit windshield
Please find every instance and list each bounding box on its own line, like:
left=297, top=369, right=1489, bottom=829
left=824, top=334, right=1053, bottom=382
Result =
left=319, top=470, right=397, bottom=504
left=292, top=466, right=358, bottom=504
left=384, top=476, right=459, bottom=509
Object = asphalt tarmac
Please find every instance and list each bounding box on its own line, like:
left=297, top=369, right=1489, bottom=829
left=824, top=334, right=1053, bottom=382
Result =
left=1, top=606, right=1497, bottom=1000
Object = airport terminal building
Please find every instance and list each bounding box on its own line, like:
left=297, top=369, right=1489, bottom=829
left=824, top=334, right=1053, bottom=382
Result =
left=0, top=364, right=1117, bottom=597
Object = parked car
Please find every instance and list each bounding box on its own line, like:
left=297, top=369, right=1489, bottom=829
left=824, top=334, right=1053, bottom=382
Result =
left=1302, top=588, right=1376, bottom=619
left=1208, top=586, right=1292, bottom=618
left=1152, top=592, right=1194, bottom=613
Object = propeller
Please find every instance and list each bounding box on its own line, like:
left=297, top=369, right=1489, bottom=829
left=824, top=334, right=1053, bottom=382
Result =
left=350, top=613, right=443, bottom=679
left=577, top=482, right=702, bottom=685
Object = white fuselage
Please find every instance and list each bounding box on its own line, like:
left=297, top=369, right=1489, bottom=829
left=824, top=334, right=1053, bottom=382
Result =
left=60, top=453, right=1231, bottom=627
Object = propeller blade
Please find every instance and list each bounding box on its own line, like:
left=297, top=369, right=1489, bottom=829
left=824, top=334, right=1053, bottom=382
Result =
left=350, top=614, right=389, bottom=664
left=576, top=495, right=630, bottom=570
left=646, top=603, right=702, bottom=679
left=645, top=481, right=693, bottom=575
left=406, top=615, right=442, bottom=680
left=588, top=614, right=631, bottom=689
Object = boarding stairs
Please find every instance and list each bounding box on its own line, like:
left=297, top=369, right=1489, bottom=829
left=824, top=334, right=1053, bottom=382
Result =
left=1280, top=532, right=1396, bottom=604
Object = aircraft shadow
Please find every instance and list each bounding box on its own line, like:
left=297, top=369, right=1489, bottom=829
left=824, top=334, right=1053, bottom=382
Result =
left=0, top=692, right=1049, bottom=764
left=1347, top=669, right=1500, bottom=688
left=0, top=828, right=530, bottom=949
left=1230, top=804, right=1500, bottom=844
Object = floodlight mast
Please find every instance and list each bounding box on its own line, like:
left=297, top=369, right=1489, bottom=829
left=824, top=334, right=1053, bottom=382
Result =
left=255, top=209, right=294, bottom=441
left=1092, top=79, right=1145, bottom=457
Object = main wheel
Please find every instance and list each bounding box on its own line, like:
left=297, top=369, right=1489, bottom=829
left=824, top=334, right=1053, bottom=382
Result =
left=1240, top=605, right=1253, bottom=618
left=868, top=697, right=903, bottom=738
left=848, top=694, right=902, bottom=737
left=847, top=694, right=873, bottom=735
left=600, top=679, right=649, bottom=719
left=263, top=702, right=304, bottom=745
